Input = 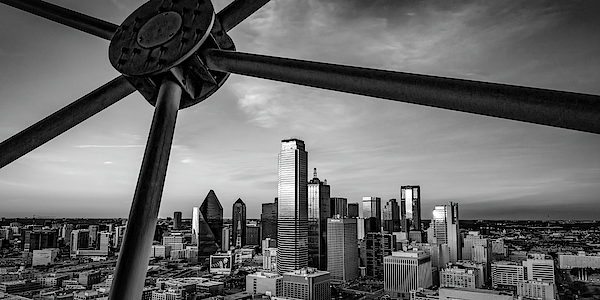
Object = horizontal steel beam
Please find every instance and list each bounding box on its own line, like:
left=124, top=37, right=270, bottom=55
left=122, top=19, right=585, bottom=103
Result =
left=202, top=49, right=600, bottom=134
left=0, top=0, right=118, bottom=40
left=217, top=0, right=270, bottom=32
left=0, top=76, right=135, bottom=168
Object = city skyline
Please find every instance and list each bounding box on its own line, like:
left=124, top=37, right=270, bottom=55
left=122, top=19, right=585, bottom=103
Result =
left=0, top=1, right=599, bottom=220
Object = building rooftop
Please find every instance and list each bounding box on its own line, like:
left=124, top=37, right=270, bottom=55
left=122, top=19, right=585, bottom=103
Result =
left=283, top=267, right=329, bottom=277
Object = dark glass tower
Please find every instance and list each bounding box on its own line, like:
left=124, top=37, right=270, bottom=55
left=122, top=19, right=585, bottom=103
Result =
left=261, top=198, right=278, bottom=241
left=383, top=199, right=401, bottom=233
left=200, top=189, right=223, bottom=249
left=347, top=203, right=359, bottom=218
left=173, top=211, right=182, bottom=230
left=363, top=197, right=382, bottom=233
left=330, top=197, right=347, bottom=218
left=308, top=168, right=330, bottom=271
left=277, top=139, right=308, bottom=274
left=232, top=198, right=247, bottom=248
left=401, top=185, right=421, bottom=231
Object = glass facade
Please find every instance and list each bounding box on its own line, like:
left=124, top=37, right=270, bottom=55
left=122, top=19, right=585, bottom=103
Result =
left=261, top=199, right=278, bottom=241
left=401, top=185, right=421, bottom=230
left=308, top=170, right=330, bottom=271
left=277, top=139, right=308, bottom=274
left=200, top=189, right=224, bottom=250
left=232, top=198, right=246, bottom=248
left=363, top=197, right=381, bottom=233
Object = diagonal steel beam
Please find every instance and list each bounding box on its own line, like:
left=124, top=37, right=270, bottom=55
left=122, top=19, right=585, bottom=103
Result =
left=202, top=49, right=600, bottom=134
left=217, top=0, right=270, bottom=32
left=108, top=76, right=182, bottom=300
left=0, top=76, right=135, bottom=169
left=0, top=0, right=118, bottom=40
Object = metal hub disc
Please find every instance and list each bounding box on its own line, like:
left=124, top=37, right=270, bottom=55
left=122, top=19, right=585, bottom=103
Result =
left=109, top=0, right=215, bottom=76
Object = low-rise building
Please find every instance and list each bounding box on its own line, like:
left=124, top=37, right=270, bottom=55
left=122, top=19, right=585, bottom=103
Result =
left=246, top=272, right=282, bottom=297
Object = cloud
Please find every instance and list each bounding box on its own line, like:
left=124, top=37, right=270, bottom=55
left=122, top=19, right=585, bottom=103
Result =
left=75, top=144, right=145, bottom=148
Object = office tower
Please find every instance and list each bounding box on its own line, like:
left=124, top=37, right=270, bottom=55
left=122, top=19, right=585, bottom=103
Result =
left=432, top=202, right=460, bottom=263
left=524, top=253, right=556, bottom=283
left=327, top=218, right=359, bottom=283
left=362, top=197, right=381, bottom=233
left=61, top=224, right=73, bottom=245
left=330, top=197, right=347, bottom=218
left=200, top=190, right=224, bottom=249
left=261, top=198, right=278, bottom=241
left=263, top=248, right=278, bottom=272
left=491, top=239, right=508, bottom=260
left=401, top=185, right=421, bottom=230
left=365, top=232, right=396, bottom=279
left=173, top=211, right=182, bottom=230
left=517, top=280, right=558, bottom=300
left=282, top=268, right=331, bottom=300
left=232, top=198, right=247, bottom=247
left=491, top=261, right=526, bottom=290
left=383, top=199, right=401, bottom=233
left=347, top=203, right=359, bottom=218
left=413, top=243, right=450, bottom=269
left=71, top=230, right=90, bottom=254
left=308, top=168, right=330, bottom=271
left=98, top=232, right=110, bottom=255
left=462, top=231, right=491, bottom=279
left=23, top=230, right=58, bottom=252
left=399, top=198, right=407, bottom=232
left=384, top=251, right=432, bottom=299
left=277, top=139, right=308, bottom=274
left=191, top=205, right=219, bottom=258
left=221, top=226, right=231, bottom=251
left=440, top=266, right=479, bottom=289
left=246, top=224, right=261, bottom=245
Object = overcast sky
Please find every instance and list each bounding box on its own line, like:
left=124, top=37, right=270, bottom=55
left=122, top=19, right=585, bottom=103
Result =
left=0, top=0, right=599, bottom=220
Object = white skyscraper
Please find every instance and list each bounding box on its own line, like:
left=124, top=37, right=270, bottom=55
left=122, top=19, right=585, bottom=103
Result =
left=277, top=139, right=308, bottom=274
left=192, top=206, right=200, bottom=245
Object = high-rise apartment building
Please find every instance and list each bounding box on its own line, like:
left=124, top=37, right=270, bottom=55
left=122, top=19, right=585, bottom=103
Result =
left=173, top=211, right=182, bottom=230
left=232, top=198, right=247, bottom=248
left=432, top=202, right=460, bottom=263
left=327, top=218, right=358, bottom=283
left=261, top=198, right=278, bottom=242
left=401, top=185, right=421, bottom=231
left=491, top=261, right=526, bottom=290
left=383, top=199, right=401, bottom=233
left=347, top=203, right=359, bottom=218
left=200, top=190, right=224, bottom=249
left=384, top=251, right=432, bottom=299
left=363, top=197, right=381, bottom=233
left=524, top=253, right=556, bottom=283
left=282, top=268, right=330, bottom=300
left=277, top=139, right=308, bottom=274
left=308, top=168, right=330, bottom=271
left=330, top=197, right=347, bottom=218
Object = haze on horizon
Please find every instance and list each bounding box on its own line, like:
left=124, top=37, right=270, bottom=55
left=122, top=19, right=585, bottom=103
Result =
left=0, top=0, right=599, bottom=221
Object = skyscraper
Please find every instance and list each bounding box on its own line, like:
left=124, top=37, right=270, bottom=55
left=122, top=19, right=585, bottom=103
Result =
left=192, top=202, right=219, bottom=258
left=363, top=197, right=381, bottom=233
left=401, top=185, right=421, bottom=230
left=308, top=168, right=330, bottom=271
left=383, top=199, right=401, bottom=233
left=173, top=211, right=182, bottom=230
left=277, top=139, right=308, bottom=274
left=384, top=251, right=432, bottom=299
left=200, top=190, right=224, bottom=249
left=347, top=203, right=359, bottom=218
left=432, top=202, right=460, bottom=263
left=232, top=198, right=247, bottom=248
left=330, top=197, right=347, bottom=218
left=261, top=198, right=278, bottom=241
left=327, top=218, right=358, bottom=283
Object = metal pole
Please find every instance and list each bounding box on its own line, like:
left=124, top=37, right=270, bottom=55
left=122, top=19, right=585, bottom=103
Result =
left=109, top=76, right=182, bottom=300
left=202, top=49, right=600, bottom=134
left=0, top=76, right=135, bottom=169
left=0, top=0, right=118, bottom=40
left=217, top=0, right=271, bottom=32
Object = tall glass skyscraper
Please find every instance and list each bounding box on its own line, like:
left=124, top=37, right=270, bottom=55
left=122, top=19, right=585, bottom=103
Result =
left=401, top=185, right=421, bottom=231
left=261, top=198, right=278, bottom=241
left=363, top=197, right=381, bottom=233
left=383, top=199, right=401, bottom=233
left=277, top=139, right=308, bottom=274
left=308, top=168, right=330, bottom=271
left=200, top=190, right=223, bottom=250
left=432, top=201, right=460, bottom=263
left=232, top=198, right=247, bottom=248
left=330, top=197, right=347, bottom=218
